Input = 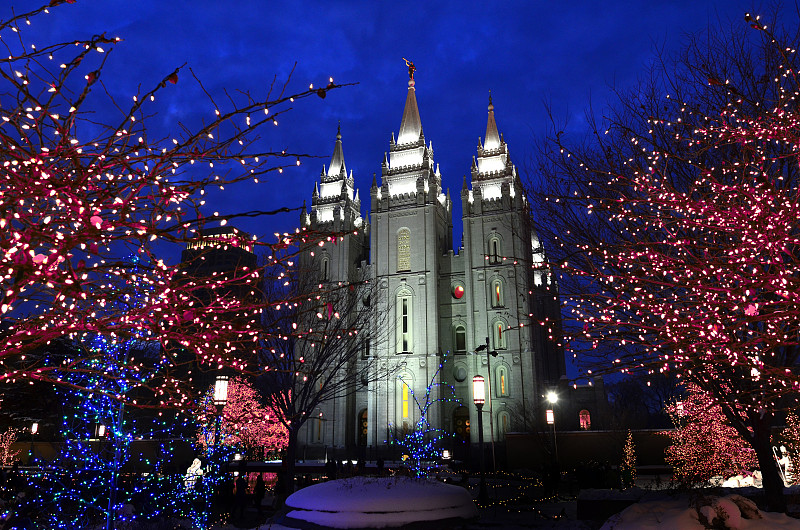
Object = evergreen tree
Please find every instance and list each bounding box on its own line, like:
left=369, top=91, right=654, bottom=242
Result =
left=781, top=412, right=800, bottom=485
left=620, top=430, right=637, bottom=489
left=661, top=384, right=757, bottom=487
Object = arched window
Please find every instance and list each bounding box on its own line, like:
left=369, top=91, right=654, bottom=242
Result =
left=579, top=409, right=591, bottom=431
left=490, top=278, right=504, bottom=308
left=454, top=325, right=467, bottom=353
left=396, top=290, right=413, bottom=354
left=397, top=228, right=411, bottom=271
left=453, top=406, right=470, bottom=442
left=396, top=374, right=414, bottom=429
left=358, top=409, right=368, bottom=446
left=498, top=411, right=511, bottom=438
left=402, top=381, right=410, bottom=419
left=315, top=412, right=323, bottom=443
left=492, top=319, right=507, bottom=350
left=488, top=235, right=501, bottom=264
left=495, top=365, right=509, bottom=397
left=321, top=256, right=330, bottom=281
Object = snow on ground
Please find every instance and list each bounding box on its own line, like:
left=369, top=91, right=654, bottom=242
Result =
left=280, top=476, right=478, bottom=529
left=600, top=495, right=800, bottom=529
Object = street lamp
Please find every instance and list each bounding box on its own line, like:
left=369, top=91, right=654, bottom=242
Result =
left=29, top=422, right=38, bottom=464
left=472, top=375, right=488, bottom=503
left=209, top=375, right=229, bottom=525
left=545, top=391, right=558, bottom=463
left=474, top=338, right=498, bottom=471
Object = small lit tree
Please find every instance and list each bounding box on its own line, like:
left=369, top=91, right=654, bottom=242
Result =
left=661, top=384, right=757, bottom=487
left=620, top=430, right=637, bottom=489
left=781, top=412, right=800, bottom=485
left=388, top=364, right=461, bottom=478
left=0, top=427, right=19, bottom=465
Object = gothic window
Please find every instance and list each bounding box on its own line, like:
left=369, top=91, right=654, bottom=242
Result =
left=396, top=291, right=413, bottom=354
left=454, top=325, right=467, bottom=353
left=579, top=409, right=591, bottom=430
left=492, top=319, right=507, bottom=350
left=362, top=336, right=371, bottom=359
left=316, top=412, right=323, bottom=443
left=397, top=228, right=411, bottom=271
left=490, top=278, right=504, bottom=308
left=488, top=235, right=501, bottom=264
left=358, top=409, right=368, bottom=446
left=495, top=365, right=509, bottom=397
left=321, top=256, right=330, bottom=281
left=402, top=381, right=410, bottom=419
left=397, top=374, right=414, bottom=425
left=498, top=411, right=511, bottom=438
left=453, top=406, right=470, bottom=442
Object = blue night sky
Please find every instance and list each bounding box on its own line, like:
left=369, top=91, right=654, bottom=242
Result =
left=8, top=1, right=790, bottom=247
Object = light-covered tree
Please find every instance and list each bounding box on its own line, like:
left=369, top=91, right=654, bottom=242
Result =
left=388, top=364, right=461, bottom=478
left=530, top=11, right=800, bottom=510
left=661, top=384, right=758, bottom=487
left=780, top=412, right=800, bottom=485
left=0, top=427, right=19, bottom=466
left=196, top=375, right=288, bottom=460
left=620, top=430, right=637, bottom=489
left=0, top=2, right=345, bottom=400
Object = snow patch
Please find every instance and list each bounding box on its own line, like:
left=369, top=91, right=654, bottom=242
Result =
left=284, top=476, right=478, bottom=529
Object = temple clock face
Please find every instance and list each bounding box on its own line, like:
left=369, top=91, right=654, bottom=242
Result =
left=453, top=285, right=465, bottom=299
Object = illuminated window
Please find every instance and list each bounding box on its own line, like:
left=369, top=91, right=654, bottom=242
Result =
left=490, top=278, right=504, bottom=308
left=579, top=409, right=591, bottom=431
left=397, top=291, right=413, bottom=353
left=402, top=381, right=410, bottom=419
left=488, top=235, right=501, bottom=264
left=495, top=366, right=509, bottom=396
left=397, top=228, right=411, bottom=271
left=492, top=320, right=507, bottom=350
left=498, top=411, right=510, bottom=437
left=454, top=325, right=466, bottom=353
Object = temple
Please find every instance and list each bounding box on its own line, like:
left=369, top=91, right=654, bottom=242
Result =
left=299, top=72, right=565, bottom=460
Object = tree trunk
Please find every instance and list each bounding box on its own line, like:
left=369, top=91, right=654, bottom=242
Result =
left=281, top=426, right=299, bottom=499
left=751, top=415, right=785, bottom=513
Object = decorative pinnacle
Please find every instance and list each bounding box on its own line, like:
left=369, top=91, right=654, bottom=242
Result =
left=488, top=90, right=494, bottom=112
left=337, top=120, right=342, bottom=140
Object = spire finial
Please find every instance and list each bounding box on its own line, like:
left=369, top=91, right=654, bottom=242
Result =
left=337, top=120, right=341, bottom=139
left=488, top=89, right=494, bottom=112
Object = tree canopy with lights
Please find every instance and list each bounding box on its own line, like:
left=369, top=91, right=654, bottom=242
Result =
left=0, top=2, right=345, bottom=400
left=195, top=375, right=288, bottom=460
left=530, top=12, right=800, bottom=510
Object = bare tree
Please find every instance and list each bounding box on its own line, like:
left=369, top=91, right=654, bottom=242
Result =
left=258, top=238, right=395, bottom=493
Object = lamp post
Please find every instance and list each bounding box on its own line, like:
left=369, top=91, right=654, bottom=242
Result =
left=545, top=391, right=558, bottom=463
left=474, top=338, right=498, bottom=471
left=210, top=375, right=229, bottom=525
left=29, top=422, right=38, bottom=464
left=472, top=375, right=488, bottom=503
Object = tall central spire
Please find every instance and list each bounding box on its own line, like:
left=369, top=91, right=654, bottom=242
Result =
left=397, top=59, right=422, bottom=144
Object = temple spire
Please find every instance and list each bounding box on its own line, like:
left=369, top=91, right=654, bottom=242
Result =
left=484, top=90, right=500, bottom=150
left=327, top=121, right=346, bottom=177
left=397, top=59, right=422, bottom=144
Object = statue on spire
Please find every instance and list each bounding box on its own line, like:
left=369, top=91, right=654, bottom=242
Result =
left=403, top=58, right=416, bottom=80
